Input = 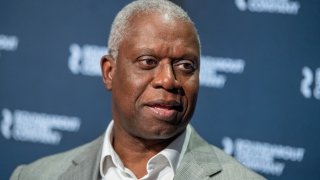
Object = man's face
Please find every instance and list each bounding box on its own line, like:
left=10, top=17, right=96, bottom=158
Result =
left=106, top=12, right=200, bottom=140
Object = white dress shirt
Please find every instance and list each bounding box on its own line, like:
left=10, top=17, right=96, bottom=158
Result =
left=99, top=120, right=191, bottom=180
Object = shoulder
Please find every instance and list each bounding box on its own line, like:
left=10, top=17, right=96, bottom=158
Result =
left=10, top=135, right=104, bottom=180
left=210, top=145, right=266, bottom=179
left=187, top=127, right=265, bottom=179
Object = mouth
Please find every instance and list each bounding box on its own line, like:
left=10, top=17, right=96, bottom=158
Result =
left=146, top=100, right=182, bottom=120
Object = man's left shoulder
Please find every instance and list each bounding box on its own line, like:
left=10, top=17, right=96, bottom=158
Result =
left=209, top=144, right=266, bottom=179
left=187, top=127, right=265, bottom=179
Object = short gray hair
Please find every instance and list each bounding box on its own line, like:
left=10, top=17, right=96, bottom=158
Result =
left=107, top=0, right=200, bottom=58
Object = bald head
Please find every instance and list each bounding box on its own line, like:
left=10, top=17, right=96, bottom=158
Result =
left=107, top=0, right=200, bottom=58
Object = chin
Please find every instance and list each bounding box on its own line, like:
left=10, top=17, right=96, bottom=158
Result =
left=137, top=126, right=184, bottom=140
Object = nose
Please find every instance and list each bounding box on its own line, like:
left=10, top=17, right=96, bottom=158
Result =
left=151, top=62, right=181, bottom=93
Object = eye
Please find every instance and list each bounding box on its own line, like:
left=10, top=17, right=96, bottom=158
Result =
left=174, top=60, right=197, bottom=73
left=137, top=56, right=158, bottom=69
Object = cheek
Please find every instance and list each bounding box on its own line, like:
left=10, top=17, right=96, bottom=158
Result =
left=182, top=77, right=199, bottom=111
left=182, top=76, right=199, bottom=96
left=114, top=67, right=152, bottom=107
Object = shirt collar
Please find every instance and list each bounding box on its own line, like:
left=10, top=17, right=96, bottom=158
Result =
left=157, top=127, right=188, bottom=173
left=99, top=120, right=124, bottom=177
left=99, top=120, right=191, bottom=178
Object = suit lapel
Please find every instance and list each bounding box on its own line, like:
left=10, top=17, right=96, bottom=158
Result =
left=174, top=127, right=222, bottom=180
left=59, top=135, right=104, bottom=180
left=56, top=127, right=221, bottom=180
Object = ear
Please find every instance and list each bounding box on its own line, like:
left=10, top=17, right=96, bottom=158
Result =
left=100, top=55, right=116, bottom=91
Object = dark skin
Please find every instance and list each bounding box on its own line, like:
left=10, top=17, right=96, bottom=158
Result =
left=101, top=12, right=200, bottom=178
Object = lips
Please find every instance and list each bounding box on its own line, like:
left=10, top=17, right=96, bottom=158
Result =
left=145, top=100, right=182, bottom=120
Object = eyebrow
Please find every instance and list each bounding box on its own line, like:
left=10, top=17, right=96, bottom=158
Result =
left=133, top=47, right=199, bottom=60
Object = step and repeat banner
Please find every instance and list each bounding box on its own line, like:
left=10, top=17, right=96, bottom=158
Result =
left=1, top=0, right=319, bottom=179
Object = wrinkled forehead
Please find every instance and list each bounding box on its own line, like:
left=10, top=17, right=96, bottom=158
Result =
left=116, top=12, right=200, bottom=61
left=130, top=11, right=195, bottom=29
left=123, top=11, right=199, bottom=47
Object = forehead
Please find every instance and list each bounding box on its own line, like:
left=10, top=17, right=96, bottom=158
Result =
left=119, top=12, right=199, bottom=56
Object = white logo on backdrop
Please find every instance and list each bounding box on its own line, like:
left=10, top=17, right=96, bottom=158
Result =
left=68, top=45, right=245, bottom=89
left=222, top=137, right=305, bottom=176
left=0, top=108, right=81, bottom=145
left=235, top=0, right=300, bottom=15
left=200, top=56, right=245, bottom=88
left=0, top=34, right=19, bottom=57
left=301, top=66, right=320, bottom=100
left=68, top=43, right=107, bottom=76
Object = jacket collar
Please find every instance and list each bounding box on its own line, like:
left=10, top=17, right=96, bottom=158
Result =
left=59, top=135, right=104, bottom=180
left=58, top=125, right=222, bottom=180
left=174, top=126, right=222, bottom=180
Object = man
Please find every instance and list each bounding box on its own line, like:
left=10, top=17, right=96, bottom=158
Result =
left=10, top=0, right=265, bottom=179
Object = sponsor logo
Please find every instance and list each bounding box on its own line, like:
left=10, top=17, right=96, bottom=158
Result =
left=68, top=43, right=107, bottom=76
left=0, top=34, right=19, bottom=57
left=235, top=0, right=300, bottom=15
left=200, top=56, right=245, bottom=88
left=222, top=137, right=305, bottom=176
left=0, top=108, right=81, bottom=145
left=301, top=66, right=320, bottom=100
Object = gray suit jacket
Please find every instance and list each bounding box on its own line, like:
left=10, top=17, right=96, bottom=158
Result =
left=10, top=126, right=265, bottom=180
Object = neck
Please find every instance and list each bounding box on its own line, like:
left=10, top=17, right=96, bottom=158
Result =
left=112, top=122, right=179, bottom=178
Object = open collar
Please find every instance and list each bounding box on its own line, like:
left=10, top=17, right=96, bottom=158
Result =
left=57, top=125, right=222, bottom=180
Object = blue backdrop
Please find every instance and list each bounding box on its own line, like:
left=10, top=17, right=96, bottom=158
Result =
left=1, top=0, right=319, bottom=179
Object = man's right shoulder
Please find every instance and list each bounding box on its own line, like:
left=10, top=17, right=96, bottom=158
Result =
left=10, top=135, right=104, bottom=180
